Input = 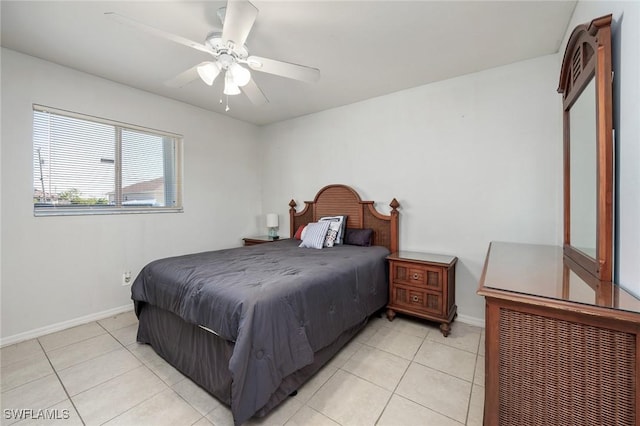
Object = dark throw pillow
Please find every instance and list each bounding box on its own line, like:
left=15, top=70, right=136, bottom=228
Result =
left=344, top=228, right=374, bottom=247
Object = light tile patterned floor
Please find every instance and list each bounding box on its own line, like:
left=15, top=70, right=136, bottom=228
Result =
left=0, top=312, right=485, bottom=425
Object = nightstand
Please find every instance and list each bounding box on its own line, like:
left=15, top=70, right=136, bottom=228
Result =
left=242, top=236, right=287, bottom=246
left=386, top=251, right=457, bottom=336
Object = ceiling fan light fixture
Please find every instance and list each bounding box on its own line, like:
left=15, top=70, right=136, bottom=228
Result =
left=224, top=71, right=241, bottom=95
left=197, top=62, right=221, bottom=86
left=109, top=1, right=316, bottom=107
left=230, top=63, right=251, bottom=87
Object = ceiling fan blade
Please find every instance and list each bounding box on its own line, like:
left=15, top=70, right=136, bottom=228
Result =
left=246, top=56, right=320, bottom=83
left=164, top=63, right=211, bottom=88
left=221, top=1, right=258, bottom=47
left=241, top=77, right=268, bottom=105
left=105, top=12, right=212, bottom=55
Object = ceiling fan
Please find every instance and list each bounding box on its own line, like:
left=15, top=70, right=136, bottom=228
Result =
left=105, top=0, right=320, bottom=108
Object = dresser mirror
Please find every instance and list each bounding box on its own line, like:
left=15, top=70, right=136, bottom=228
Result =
left=568, top=77, right=597, bottom=258
left=558, top=14, right=613, bottom=281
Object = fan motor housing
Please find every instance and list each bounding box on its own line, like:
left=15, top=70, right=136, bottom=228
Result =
left=205, top=32, right=249, bottom=60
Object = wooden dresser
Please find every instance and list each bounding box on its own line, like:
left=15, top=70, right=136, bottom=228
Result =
left=478, top=242, right=640, bottom=426
left=386, top=251, right=457, bottom=336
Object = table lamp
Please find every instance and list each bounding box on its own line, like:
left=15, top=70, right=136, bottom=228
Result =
left=266, top=213, right=279, bottom=239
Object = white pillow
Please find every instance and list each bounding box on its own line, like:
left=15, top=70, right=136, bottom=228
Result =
left=319, top=216, right=347, bottom=244
left=299, top=221, right=331, bottom=249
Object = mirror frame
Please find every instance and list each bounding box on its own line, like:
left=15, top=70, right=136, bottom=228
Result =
left=558, top=14, right=613, bottom=282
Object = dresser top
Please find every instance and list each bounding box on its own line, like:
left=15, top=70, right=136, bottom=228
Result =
left=480, top=241, right=640, bottom=315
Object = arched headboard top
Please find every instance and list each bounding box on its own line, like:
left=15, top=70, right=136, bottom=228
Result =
left=289, top=184, right=399, bottom=253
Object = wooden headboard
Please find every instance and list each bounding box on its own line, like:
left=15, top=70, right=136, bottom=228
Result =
left=288, top=184, right=399, bottom=253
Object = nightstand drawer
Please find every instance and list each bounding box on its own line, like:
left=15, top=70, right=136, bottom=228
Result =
left=391, top=261, right=443, bottom=291
left=391, top=284, right=443, bottom=316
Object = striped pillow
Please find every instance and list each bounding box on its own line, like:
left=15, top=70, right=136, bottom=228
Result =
left=299, top=221, right=331, bottom=249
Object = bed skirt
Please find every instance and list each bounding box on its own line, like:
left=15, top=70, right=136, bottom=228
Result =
left=136, top=303, right=369, bottom=420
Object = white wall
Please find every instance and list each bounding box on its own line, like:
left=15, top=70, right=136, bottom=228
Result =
left=561, top=1, right=640, bottom=294
left=1, top=48, right=262, bottom=342
left=259, top=54, right=563, bottom=322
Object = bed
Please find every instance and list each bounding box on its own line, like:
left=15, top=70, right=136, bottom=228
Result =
left=131, top=184, right=400, bottom=425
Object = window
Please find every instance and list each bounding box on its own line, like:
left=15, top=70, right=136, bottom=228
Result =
left=33, top=105, right=183, bottom=216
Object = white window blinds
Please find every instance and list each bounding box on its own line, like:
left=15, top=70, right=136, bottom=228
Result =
left=33, top=105, right=183, bottom=215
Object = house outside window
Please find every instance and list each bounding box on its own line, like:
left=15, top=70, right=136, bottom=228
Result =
left=33, top=105, right=183, bottom=216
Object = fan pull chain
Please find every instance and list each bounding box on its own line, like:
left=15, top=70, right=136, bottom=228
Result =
left=219, top=97, right=231, bottom=112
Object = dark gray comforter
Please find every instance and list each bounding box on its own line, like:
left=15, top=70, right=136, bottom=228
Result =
left=131, top=239, right=389, bottom=424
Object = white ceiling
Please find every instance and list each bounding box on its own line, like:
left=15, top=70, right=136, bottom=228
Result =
left=1, top=1, right=576, bottom=126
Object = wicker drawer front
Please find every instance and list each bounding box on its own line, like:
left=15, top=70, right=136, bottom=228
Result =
left=498, top=308, right=636, bottom=426
left=392, top=262, right=443, bottom=291
left=391, top=284, right=442, bottom=315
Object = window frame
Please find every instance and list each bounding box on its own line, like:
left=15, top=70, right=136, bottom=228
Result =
left=32, top=104, right=184, bottom=217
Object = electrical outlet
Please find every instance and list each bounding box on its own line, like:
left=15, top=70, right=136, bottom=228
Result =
left=122, top=271, right=132, bottom=286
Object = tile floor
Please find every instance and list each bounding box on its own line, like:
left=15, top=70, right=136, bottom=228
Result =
left=1, top=311, right=485, bottom=425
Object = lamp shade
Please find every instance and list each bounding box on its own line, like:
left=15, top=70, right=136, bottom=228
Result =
left=230, top=63, right=251, bottom=87
left=266, top=213, right=279, bottom=228
left=224, top=71, right=241, bottom=95
left=197, top=62, right=221, bottom=86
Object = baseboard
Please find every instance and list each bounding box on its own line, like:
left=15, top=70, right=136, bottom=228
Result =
left=1, top=304, right=134, bottom=347
left=456, top=313, right=485, bottom=329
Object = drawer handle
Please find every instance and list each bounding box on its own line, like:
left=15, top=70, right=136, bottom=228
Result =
left=412, top=295, right=419, bottom=302
left=412, top=273, right=420, bottom=280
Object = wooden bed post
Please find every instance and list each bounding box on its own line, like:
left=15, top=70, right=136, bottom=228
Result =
left=390, top=198, right=400, bottom=254
left=289, top=200, right=297, bottom=238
